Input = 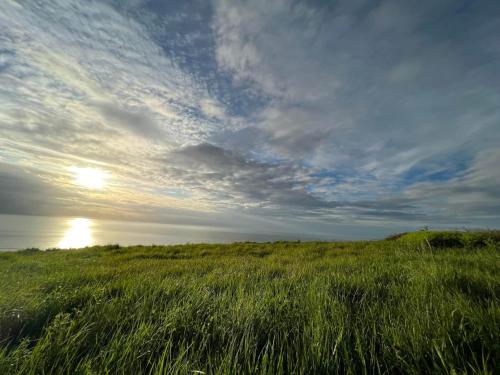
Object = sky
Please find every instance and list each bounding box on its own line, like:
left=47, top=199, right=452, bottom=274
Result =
left=0, top=0, right=499, bottom=239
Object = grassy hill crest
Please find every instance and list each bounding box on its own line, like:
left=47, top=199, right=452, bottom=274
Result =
left=0, top=231, right=498, bottom=374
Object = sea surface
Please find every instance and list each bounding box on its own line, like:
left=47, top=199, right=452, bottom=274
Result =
left=0, top=214, right=329, bottom=251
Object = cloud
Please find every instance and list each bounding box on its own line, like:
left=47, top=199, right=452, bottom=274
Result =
left=93, top=101, right=165, bottom=140
left=210, top=0, right=500, bottom=225
left=0, top=0, right=228, bottom=146
left=199, top=99, right=226, bottom=119
left=402, top=149, right=500, bottom=221
left=0, top=0, right=499, bottom=235
left=165, top=143, right=327, bottom=209
left=0, top=163, right=85, bottom=217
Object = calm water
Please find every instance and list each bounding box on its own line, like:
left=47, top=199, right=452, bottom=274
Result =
left=0, top=214, right=329, bottom=251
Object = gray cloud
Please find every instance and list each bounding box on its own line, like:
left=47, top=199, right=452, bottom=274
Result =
left=93, top=101, right=165, bottom=140
left=0, top=163, right=72, bottom=216
left=165, top=143, right=327, bottom=209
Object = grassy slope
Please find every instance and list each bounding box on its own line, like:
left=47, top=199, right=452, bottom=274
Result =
left=0, top=232, right=498, bottom=374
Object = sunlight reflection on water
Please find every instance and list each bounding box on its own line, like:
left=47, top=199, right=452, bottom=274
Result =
left=0, top=214, right=339, bottom=251
left=57, top=218, right=94, bottom=249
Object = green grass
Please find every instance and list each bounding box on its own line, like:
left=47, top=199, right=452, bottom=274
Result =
left=0, top=231, right=498, bottom=374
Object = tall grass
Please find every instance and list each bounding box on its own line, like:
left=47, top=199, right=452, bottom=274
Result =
left=0, top=232, right=498, bottom=374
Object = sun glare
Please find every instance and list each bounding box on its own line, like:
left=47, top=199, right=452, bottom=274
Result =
left=57, top=218, right=93, bottom=249
left=71, top=167, right=107, bottom=189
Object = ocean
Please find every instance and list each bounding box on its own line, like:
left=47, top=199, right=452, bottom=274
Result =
left=0, top=214, right=327, bottom=251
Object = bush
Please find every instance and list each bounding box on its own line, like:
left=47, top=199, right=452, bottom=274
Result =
left=396, top=230, right=500, bottom=250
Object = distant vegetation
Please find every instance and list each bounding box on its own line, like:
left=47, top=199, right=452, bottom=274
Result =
left=0, top=231, right=498, bottom=374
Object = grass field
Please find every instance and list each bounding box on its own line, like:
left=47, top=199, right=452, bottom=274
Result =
left=0, top=231, right=498, bottom=374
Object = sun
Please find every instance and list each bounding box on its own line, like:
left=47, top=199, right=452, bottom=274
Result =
left=70, top=167, right=107, bottom=189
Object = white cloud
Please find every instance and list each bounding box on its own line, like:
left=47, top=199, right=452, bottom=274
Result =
left=210, top=0, right=500, bottom=227
left=0, top=0, right=230, bottom=217
left=0, top=0, right=499, bottom=233
left=199, top=98, right=226, bottom=119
